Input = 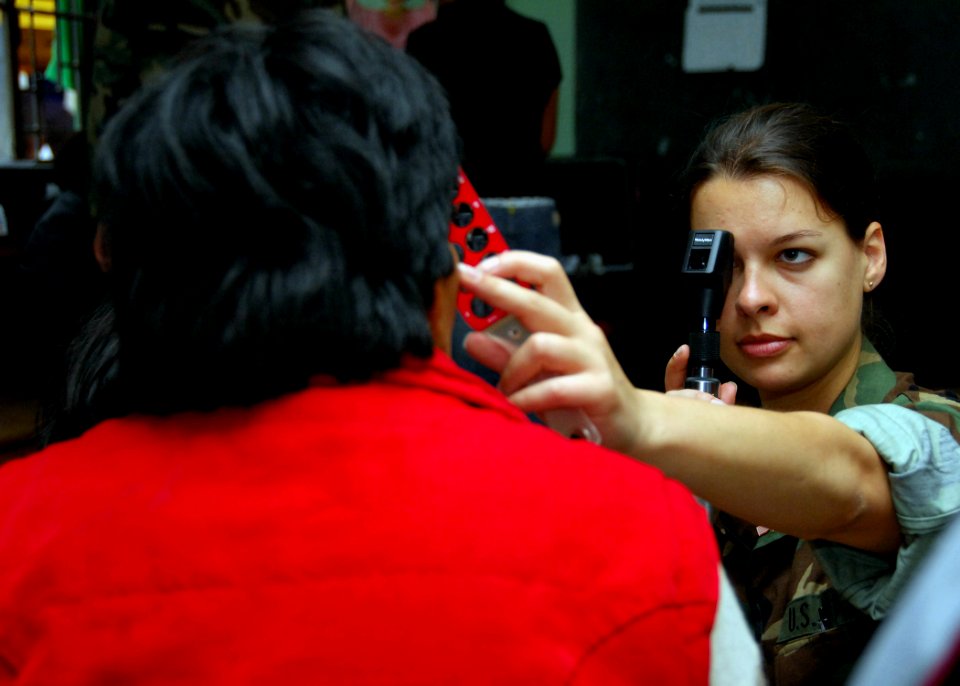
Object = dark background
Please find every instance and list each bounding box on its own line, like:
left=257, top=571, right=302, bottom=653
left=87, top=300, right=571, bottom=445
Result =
left=2, top=0, right=958, bottom=407
left=546, top=0, right=960, bottom=392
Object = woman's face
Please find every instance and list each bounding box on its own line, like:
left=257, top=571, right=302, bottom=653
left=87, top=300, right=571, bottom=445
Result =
left=691, top=174, right=885, bottom=410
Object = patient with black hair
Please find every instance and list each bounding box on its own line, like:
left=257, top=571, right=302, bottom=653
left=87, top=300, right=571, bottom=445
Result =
left=0, top=10, right=761, bottom=683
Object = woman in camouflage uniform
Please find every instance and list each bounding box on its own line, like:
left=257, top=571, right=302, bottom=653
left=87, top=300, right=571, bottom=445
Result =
left=455, top=101, right=960, bottom=686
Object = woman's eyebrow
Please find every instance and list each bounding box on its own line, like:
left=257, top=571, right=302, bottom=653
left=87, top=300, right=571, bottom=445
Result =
left=771, top=230, right=823, bottom=246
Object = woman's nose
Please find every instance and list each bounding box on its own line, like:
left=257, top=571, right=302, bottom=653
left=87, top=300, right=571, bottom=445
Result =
left=734, top=266, right=777, bottom=317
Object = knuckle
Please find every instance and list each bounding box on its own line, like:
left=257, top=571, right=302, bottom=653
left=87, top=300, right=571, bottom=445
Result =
left=525, top=332, right=552, bottom=357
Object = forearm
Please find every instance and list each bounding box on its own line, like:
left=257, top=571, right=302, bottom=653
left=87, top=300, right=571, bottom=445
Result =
left=453, top=254, right=900, bottom=551
left=625, top=390, right=900, bottom=552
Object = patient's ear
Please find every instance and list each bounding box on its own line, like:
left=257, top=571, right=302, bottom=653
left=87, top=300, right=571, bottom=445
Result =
left=428, top=247, right=460, bottom=355
left=93, top=224, right=111, bottom=273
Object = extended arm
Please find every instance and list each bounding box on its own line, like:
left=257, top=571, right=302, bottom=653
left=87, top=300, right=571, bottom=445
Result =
left=458, top=252, right=900, bottom=553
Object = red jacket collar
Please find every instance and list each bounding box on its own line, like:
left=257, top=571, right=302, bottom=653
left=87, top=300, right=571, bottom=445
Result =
left=310, top=350, right=529, bottom=424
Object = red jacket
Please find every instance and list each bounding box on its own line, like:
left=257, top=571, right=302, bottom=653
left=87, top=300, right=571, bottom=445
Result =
left=0, top=353, right=720, bottom=684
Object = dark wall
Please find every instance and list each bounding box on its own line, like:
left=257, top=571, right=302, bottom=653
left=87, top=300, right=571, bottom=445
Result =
left=573, top=0, right=960, bottom=391
left=0, top=166, right=55, bottom=398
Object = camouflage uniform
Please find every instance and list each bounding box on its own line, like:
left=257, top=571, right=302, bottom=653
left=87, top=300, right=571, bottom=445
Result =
left=86, top=0, right=344, bottom=145
left=715, top=339, right=960, bottom=686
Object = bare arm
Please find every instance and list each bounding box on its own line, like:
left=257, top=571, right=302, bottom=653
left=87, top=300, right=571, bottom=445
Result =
left=629, top=390, right=898, bottom=552
left=458, top=251, right=900, bottom=553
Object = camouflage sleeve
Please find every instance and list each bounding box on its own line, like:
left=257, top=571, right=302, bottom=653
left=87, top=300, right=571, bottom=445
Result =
left=846, top=513, right=960, bottom=686
left=813, top=403, right=960, bottom=619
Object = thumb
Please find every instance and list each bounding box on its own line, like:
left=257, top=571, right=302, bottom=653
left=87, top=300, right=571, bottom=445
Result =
left=664, top=344, right=690, bottom=392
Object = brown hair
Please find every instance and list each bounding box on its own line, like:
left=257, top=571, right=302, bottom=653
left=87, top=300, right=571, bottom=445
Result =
left=682, top=102, right=879, bottom=242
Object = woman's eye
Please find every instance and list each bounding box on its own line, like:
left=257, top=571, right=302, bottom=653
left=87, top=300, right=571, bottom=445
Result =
left=779, top=248, right=813, bottom=264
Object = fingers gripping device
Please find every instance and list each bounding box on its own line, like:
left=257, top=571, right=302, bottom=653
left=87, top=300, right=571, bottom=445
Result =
left=449, top=168, right=601, bottom=444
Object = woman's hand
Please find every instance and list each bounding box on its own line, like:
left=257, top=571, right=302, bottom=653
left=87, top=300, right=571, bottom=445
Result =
left=664, top=344, right=739, bottom=405
left=456, top=251, right=641, bottom=454
left=456, top=253, right=900, bottom=552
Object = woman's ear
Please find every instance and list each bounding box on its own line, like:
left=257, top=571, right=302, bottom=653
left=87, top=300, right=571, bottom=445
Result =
left=862, top=221, right=887, bottom=292
left=93, top=223, right=112, bottom=273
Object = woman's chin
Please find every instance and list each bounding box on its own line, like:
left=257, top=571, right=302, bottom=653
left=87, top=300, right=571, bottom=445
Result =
left=728, top=362, right=800, bottom=399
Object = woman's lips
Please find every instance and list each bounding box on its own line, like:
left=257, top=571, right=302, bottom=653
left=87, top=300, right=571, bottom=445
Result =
left=738, top=336, right=791, bottom=358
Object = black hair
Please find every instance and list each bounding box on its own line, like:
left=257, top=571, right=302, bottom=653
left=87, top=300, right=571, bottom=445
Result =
left=60, top=9, right=458, bottom=428
left=681, top=102, right=879, bottom=242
